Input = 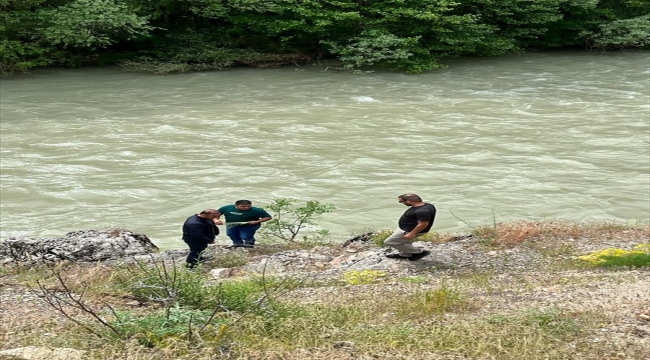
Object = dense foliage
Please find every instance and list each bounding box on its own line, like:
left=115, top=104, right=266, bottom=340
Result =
left=1, top=0, right=648, bottom=76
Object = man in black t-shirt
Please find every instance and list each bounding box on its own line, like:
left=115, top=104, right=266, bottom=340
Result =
left=384, top=194, right=436, bottom=261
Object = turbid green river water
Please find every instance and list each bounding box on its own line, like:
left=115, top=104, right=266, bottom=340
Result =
left=1, top=50, right=648, bottom=249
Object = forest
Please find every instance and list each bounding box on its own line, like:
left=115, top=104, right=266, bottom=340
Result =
left=1, top=0, right=649, bottom=77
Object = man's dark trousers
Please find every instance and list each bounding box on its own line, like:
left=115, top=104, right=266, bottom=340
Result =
left=184, top=238, right=208, bottom=268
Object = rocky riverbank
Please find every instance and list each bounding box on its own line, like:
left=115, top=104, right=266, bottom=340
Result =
left=1, top=222, right=649, bottom=360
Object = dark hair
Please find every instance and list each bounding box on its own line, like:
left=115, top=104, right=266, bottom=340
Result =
left=398, top=194, right=422, bottom=202
left=199, top=209, right=218, bottom=215
left=235, top=200, right=252, bottom=206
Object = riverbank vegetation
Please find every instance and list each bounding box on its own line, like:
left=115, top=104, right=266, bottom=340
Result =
left=1, top=0, right=649, bottom=77
left=1, top=220, right=648, bottom=359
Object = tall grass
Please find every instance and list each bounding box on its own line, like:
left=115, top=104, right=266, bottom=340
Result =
left=471, top=221, right=649, bottom=247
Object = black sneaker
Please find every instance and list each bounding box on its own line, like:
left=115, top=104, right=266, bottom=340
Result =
left=408, top=250, right=431, bottom=261
left=386, top=253, right=411, bottom=259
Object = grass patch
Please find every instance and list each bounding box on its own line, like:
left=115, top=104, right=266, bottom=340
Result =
left=341, top=270, right=388, bottom=285
left=471, top=221, right=649, bottom=248
left=399, top=275, right=430, bottom=284
left=225, top=304, right=597, bottom=360
left=207, top=251, right=249, bottom=268
left=398, top=283, right=471, bottom=317
left=108, top=306, right=224, bottom=347
left=576, top=244, right=650, bottom=267
left=369, top=229, right=393, bottom=246
left=487, top=308, right=583, bottom=337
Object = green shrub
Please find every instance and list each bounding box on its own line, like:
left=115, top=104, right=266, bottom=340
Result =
left=0, top=40, right=54, bottom=78
left=581, top=14, right=650, bottom=50
left=112, top=260, right=263, bottom=311
left=109, top=306, right=220, bottom=347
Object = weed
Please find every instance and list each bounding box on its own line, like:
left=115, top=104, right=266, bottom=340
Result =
left=471, top=221, right=649, bottom=248
left=209, top=251, right=249, bottom=268
left=108, top=306, right=220, bottom=347
left=369, top=229, right=393, bottom=247
left=576, top=244, right=650, bottom=267
left=341, top=270, right=388, bottom=285
left=399, top=275, right=429, bottom=284
left=487, top=308, right=583, bottom=337
left=398, top=282, right=469, bottom=316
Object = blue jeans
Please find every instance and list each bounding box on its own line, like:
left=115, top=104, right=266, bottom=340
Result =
left=226, top=224, right=261, bottom=246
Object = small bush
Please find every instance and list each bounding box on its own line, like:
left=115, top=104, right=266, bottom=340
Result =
left=108, top=306, right=220, bottom=347
left=112, top=262, right=209, bottom=309
left=112, top=260, right=265, bottom=311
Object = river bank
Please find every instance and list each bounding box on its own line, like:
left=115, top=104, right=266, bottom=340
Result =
left=1, top=220, right=648, bottom=359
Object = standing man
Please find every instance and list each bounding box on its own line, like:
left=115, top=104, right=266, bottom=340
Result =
left=384, top=194, right=436, bottom=261
left=182, top=209, right=220, bottom=268
left=214, top=200, right=272, bottom=248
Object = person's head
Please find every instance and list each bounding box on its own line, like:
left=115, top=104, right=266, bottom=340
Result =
left=198, top=209, right=219, bottom=219
left=398, top=194, right=423, bottom=206
left=235, top=200, right=252, bottom=211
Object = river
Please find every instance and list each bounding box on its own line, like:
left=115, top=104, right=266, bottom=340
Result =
left=1, top=50, right=649, bottom=249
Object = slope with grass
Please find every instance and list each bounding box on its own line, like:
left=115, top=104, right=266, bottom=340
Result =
left=0, top=221, right=648, bottom=360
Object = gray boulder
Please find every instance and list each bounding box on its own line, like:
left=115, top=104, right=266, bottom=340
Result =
left=0, top=229, right=158, bottom=265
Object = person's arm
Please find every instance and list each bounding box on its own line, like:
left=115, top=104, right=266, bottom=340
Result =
left=404, top=221, right=429, bottom=239
left=213, top=210, right=224, bottom=225
left=249, top=216, right=272, bottom=225
left=247, top=209, right=272, bottom=225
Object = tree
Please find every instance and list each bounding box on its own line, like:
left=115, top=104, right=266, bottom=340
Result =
left=37, top=0, right=153, bottom=49
left=260, top=198, right=334, bottom=242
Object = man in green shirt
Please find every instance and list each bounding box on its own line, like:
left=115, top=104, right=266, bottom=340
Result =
left=214, top=200, right=272, bottom=248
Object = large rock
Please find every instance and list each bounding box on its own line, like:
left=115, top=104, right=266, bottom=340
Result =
left=0, top=229, right=158, bottom=265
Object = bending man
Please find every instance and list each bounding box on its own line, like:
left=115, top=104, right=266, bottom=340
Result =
left=214, top=200, right=272, bottom=248
left=182, top=209, right=220, bottom=268
left=385, top=194, right=436, bottom=261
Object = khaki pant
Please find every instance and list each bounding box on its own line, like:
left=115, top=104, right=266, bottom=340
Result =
left=384, top=227, right=425, bottom=256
